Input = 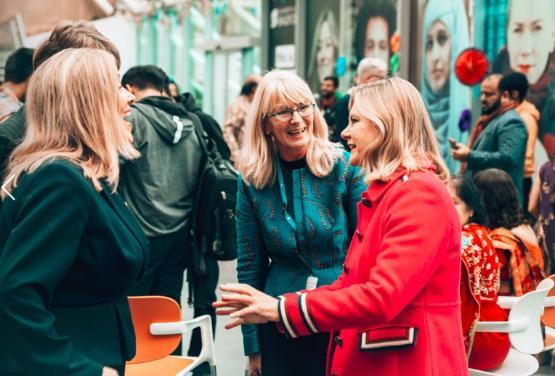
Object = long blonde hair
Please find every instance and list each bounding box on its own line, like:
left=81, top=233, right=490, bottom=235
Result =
left=237, top=70, right=342, bottom=189
left=2, top=48, right=139, bottom=198
left=349, top=77, right=449, bottom=184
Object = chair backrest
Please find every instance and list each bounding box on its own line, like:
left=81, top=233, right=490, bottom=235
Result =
left=509, top=278, right=554, bottom=354
left=127, top=296, right=182, bottom=363
left=541, top=274, right=555, bottom=327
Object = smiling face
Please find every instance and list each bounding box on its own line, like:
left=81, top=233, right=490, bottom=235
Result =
left=265, top=101, right=314, bottom=161
left=365, top=17, right=390, bottom=64
left=316, top=19, right=336, bottom=84
left=341, top=99, right=383, bottom=167
left=507, top=0, right=555, bottom=84
left=425, top=20, right=452, bottom=92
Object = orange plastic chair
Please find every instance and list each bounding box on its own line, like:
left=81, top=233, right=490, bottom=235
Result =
left=125, top=296, right=217, bottom=376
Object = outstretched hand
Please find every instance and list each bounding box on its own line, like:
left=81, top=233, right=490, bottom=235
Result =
left=213, top=283, right=280, bottom=329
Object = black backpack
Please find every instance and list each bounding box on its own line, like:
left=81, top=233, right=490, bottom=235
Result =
left=189, top=112, right=238, bottom=275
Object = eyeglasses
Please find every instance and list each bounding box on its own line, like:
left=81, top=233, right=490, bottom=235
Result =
left=267, top=103, right=315, bottom=122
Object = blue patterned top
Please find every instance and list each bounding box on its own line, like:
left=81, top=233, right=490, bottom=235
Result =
left=236, top=150, right=366, bottom=355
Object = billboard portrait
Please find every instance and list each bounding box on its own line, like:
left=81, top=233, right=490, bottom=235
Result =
left=354, top=0, right=397, bottom=70
left=305, top=0, right=340, bottom=92
left=419, top=0, right=471, bottom=174
left=489, top=0, right=555, bottom=156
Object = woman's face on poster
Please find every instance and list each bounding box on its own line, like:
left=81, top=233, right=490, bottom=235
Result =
left=316, top=19, right=336, bottom=83
left=364, top=16, right=390, bottom=64
left=425, top=20, right=452, bottom=92
left=507, top=0, right=555, bottom=85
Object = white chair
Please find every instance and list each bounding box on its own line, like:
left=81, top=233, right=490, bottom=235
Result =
left=468, top=278, right=554, bottom=376
left=125, top=296, right=217, bottom=376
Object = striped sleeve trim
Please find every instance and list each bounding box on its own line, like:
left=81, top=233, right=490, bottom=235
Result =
left=299, top=293, right=319, bottom=334
left=277, top=296, right=298, bottom=338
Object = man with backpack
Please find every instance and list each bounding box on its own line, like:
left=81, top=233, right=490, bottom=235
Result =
left=120, top=65, right=202, bottom=308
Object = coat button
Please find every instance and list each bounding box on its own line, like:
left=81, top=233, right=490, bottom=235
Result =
left=343, top=265, right=349, bottom=273
left=334, top=334, right=343, bottom=347
left=362, top=198, right=371, bottom=207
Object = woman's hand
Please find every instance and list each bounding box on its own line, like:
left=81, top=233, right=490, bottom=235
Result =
left=246, top=353, right=262, bottom=376
left=102, top=367, right=119, bottom=376
left=213, top=283, right=279, bottom=329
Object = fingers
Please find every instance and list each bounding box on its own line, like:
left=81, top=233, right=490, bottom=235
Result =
left=215, top=308, right=242, bottom=316
left=213, top=299, right=245, bottom=309
left=219, top=283, right=257, bottom=295
left=224, top=317, right=244, bottom=329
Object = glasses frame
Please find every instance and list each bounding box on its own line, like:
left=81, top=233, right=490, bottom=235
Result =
left=266, top=103, right=316, bottom=122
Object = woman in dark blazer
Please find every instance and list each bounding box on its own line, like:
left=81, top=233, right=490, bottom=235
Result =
left=0, top=48, right=146, bottom=375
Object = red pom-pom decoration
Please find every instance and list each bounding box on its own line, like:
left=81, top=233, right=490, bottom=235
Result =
left=455, top=48, right=489, bottom=86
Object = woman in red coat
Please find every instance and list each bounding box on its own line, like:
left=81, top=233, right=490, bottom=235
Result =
left=214, top=77, right=468, bottom=375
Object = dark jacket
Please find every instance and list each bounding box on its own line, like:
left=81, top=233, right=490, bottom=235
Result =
left=0, top=105, right=26, bottom=177
left=0, top=160, right=148, bottom=375
left=176, top=92, right=231, bottom=160
left=120, top=96, right=202, bottom=237
left=332, top=94, right=350, bottom=149
left=467, top=109, right=527, bottom=201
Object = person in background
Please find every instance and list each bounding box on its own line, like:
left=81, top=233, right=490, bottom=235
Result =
left=0, top=21, right=122, bottom=177
left=0, top=48, right=33, bottom=121
left=167, top=77, right=180, bottom=98
left=174, top=88, right=231, bottom=161
left=230, top=70, right=365, bottom=376
left=0, top=48, right=145, bottom=376
left=223, top=74, right=261, bottom=165
left=215, top=77, right=467, bottom=376
left=448, top=175, right=510, bottom=371
left=120, top=65, right=202, bottom=309
left=421, top=0, right=470, bottom=174
left=333, top=57, right=387, bottom=148
left=474, top=168, right=545, bottom=296
left=451, top=74, right=528, bottom=203
left=529, top=158, right=555, bottom=275
left=498, top=72, right=540, bottom=210
left=317, top=75, right=341, bottom=137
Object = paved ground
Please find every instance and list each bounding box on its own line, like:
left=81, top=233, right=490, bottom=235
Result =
left=180, top=260, right=555, bottom=376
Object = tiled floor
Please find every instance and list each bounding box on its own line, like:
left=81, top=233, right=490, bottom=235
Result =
left=181, top=260, right=555, bottom=376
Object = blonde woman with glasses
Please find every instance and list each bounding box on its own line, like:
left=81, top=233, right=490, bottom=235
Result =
left=232, top=70, right=365, bottom=376
left=215, top=77, right=468, bottom=375
left=0, top=48, right=146, bottom=376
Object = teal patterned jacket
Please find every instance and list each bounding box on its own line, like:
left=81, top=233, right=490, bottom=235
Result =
left=236, top=151, right=366, bottom=355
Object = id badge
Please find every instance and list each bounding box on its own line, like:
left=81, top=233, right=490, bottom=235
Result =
left=306, top=275, right=318, bottom=290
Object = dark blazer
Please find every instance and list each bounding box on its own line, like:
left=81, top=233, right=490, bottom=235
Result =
left=467, top=109, right=527, bottom=201
left=0, top=160, right=148, bottom=375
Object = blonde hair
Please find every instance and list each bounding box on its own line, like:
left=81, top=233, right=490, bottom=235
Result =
left=2, top=48, right=139, bottom=199
left=349, top=77, right=449, bottom=184
left=237, top=70, right=342, bottom=189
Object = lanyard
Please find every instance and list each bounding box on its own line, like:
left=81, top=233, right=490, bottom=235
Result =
left=276, top=158, right=298, bottom=232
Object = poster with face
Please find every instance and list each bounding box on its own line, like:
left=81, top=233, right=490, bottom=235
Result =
left=418, top=0, right=471, bottom=174
left=305, top=0, right=340, bottom=93
left=354, top=0, right=397, bottom=69
left=490, top=0, right=555, bottom=156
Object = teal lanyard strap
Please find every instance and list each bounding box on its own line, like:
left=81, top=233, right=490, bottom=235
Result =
left=276, top=158, right=298, bottom=232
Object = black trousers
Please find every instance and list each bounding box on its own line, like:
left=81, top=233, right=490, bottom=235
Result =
left=188, top=257, right=219, bottom=375
left=128, top=228, right=189, bottom=304
left=260, top=322, right=328, bottom=376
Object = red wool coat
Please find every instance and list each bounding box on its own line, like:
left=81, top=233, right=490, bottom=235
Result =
left=278, top=168, right=468, bottom=375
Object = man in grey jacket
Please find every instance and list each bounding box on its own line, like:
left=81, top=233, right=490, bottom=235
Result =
left=120, top=65, right=202, bottom=305
left=450, top=74, right=528, bottom=202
